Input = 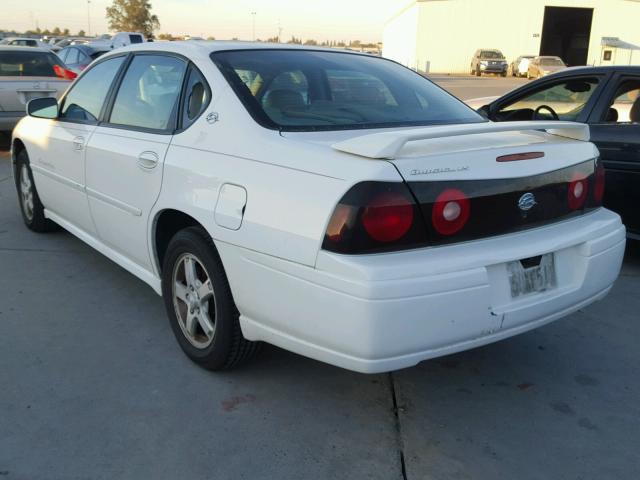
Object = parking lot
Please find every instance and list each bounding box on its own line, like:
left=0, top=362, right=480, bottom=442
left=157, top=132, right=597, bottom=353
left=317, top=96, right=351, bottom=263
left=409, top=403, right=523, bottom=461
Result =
left=1, top=77, right=639, bottom=480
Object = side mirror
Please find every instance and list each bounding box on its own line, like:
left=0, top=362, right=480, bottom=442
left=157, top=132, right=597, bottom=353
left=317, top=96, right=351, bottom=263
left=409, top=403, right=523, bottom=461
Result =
left=477, top=104, right=490, bottom=119
left=27, top=97, right=59, bottom=119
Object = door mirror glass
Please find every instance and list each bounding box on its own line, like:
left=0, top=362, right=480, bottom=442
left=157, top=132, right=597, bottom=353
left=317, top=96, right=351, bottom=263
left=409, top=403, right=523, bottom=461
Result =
left=27, top=97, right=58, bottom=119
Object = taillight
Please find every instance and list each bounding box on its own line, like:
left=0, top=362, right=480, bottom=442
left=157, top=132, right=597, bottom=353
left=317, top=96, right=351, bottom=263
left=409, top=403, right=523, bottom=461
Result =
left=431, top=188, right=471, bottom=236
left=322, top=182, right=427, bottom=254
left=53, top=65, right=78, bottom=80
left=362, top=192, right=414, bottom=242
left=593, top=163, right=605, bottom=204
left=568, top=174, right=588, bottom=210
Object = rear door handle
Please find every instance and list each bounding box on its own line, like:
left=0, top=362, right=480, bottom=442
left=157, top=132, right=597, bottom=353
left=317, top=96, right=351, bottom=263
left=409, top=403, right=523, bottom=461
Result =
left=137, top=151, right=159, bottom=170
left=73, top=136, right=85, bottom=151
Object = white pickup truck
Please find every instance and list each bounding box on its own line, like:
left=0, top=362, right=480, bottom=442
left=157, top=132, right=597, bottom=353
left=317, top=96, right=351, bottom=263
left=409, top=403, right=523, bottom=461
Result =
left=0, top=46, right=70, bottom=137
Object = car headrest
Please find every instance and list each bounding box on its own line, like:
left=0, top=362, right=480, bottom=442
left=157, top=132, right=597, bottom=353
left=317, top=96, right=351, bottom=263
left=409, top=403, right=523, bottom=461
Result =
left=630, top=96, right=640, bottom=123
left=263, top=89, right=305, bottom=111
left=605, top=107, right=618, bottom=123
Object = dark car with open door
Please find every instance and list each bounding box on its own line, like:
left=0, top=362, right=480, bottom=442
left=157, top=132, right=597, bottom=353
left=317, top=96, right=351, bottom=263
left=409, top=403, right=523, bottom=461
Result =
left=475, top=66, right=640, bottom=239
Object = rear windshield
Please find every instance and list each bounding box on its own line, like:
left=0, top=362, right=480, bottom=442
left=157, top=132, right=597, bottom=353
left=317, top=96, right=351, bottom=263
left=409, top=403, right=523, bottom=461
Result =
left=540, top=58, right=564, bottom=66
left=480, top=51, right=504, bottom=59
left=0, top=51, right=63, bottom=77
left=129, top=35, right=143, bottom=44
left=212, top=49, right=483, bottom=132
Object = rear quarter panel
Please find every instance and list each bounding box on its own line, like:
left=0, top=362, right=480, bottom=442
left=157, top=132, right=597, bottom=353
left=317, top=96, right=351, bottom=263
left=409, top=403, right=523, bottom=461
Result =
left=152, top=62, right=401, bottom=270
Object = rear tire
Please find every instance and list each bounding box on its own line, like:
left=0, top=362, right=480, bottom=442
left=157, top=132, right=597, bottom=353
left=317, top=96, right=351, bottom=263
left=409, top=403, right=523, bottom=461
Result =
left=475, top=66, right=481, bottom=77
left=161, top=226, right=260, bottom=371
left=15, top=149, right=57, bottom=233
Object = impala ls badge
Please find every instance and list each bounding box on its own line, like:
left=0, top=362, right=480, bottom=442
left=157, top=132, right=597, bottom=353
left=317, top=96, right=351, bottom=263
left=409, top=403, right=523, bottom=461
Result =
left=518, top=193, right=537, bottom=212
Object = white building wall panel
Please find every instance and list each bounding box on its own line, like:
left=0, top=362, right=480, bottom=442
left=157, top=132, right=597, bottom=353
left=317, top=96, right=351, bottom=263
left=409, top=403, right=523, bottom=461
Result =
left=384, top=0, right=640, bottom=74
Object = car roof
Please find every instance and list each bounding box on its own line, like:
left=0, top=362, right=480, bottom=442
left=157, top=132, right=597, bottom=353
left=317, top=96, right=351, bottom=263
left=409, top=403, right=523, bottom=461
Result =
left=63, top=43, right=110, bottom=53
left=0, top=45, right=52, bottom=53
left=548, top=65, right=640, bottom=76
left=112, top=40, right=358, bottom=56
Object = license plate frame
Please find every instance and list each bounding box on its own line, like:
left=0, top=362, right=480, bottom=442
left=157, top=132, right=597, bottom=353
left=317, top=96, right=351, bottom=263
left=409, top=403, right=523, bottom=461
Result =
left=507, top=253, right=556, bottom=298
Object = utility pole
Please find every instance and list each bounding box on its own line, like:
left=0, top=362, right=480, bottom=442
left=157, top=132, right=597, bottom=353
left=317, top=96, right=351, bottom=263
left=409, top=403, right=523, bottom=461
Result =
left=251, top=12, right=256, bottom=41
left=278, top=19, right=283, bottom=43
left=87, top=0, right=91, bottom=36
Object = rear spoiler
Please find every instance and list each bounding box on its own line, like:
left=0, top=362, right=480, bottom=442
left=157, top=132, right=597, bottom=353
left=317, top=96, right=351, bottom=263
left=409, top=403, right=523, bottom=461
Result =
left=332, top=121, right=590, bottom=160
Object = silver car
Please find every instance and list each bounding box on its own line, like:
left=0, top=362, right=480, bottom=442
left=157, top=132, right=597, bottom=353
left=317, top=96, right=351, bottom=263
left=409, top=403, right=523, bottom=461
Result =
left=0, top=46, right=71, bottom=135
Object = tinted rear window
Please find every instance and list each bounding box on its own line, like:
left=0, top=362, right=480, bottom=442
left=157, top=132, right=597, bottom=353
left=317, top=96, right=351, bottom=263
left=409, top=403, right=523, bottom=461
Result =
left=212, top=49, right=483, bottom=132
left=129, top=35, right=143, bottom=44
left=0, top=51, right=63, bottom=77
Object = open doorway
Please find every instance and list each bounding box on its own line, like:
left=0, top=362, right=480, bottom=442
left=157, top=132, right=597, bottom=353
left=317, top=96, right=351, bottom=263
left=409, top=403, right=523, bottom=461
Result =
left=540, top=7, right=594, bottom=66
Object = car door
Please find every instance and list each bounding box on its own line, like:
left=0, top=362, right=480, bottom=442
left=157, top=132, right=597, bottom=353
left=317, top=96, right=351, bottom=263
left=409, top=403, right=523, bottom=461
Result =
left=487, top=74, right=606, bottom=122
left=587, top=74, right=640, bottom=237
left=28, top=54, right=127, bottom=235
left=84, top=53, right=187, bottom=269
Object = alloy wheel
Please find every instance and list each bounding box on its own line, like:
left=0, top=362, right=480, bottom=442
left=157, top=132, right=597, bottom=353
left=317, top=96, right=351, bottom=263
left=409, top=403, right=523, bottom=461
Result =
left=172, top=253, right=217, bottom=349
left=20, top=165, right=35, bottom=222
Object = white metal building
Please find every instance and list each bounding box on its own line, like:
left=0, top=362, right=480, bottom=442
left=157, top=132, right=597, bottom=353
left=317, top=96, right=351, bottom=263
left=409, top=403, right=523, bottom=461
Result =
left=383, top=0, right=640, bottom=74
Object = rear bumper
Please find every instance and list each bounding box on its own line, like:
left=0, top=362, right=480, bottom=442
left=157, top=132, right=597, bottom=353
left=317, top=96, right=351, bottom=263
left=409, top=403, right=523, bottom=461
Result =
left=0, top=112, right=23, bottom=132
left=221, top=208, right=625, bottom=373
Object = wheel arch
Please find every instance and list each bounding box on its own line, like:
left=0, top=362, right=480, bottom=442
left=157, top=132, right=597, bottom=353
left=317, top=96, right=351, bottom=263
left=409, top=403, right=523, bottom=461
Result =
left=152, top=208, right=210, bottom=274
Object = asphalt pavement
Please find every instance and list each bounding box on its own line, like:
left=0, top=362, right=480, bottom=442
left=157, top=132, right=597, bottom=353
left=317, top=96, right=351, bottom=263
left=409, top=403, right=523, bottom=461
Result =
left=1, top=77, right=639, bottom=480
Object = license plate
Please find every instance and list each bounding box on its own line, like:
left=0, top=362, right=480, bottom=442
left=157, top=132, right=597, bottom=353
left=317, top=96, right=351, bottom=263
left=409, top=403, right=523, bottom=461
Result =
left=507, top=254, right=556, bottom=298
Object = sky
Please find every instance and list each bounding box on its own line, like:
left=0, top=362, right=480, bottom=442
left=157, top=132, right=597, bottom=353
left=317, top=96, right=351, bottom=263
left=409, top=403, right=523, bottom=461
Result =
left=3, top=0, right=399, bottom=43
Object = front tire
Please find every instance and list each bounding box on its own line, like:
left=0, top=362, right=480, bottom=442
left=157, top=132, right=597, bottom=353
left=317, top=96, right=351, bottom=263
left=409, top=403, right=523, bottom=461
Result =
left=475, top=66, right=481, bottom=77
left=15, top=149, right=57, bottom=232
left=161, top=227, right=260, bottom=370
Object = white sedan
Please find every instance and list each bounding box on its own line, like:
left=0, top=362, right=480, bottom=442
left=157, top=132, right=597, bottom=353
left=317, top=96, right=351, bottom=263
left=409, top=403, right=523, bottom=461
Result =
left=11, top=42, right=625, bottom=373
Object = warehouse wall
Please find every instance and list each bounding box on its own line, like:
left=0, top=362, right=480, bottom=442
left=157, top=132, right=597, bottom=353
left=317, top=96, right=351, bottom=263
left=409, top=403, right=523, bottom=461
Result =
left=384, top=0, right=640, bottom=74
left=382, top=3, right=420, bottom=70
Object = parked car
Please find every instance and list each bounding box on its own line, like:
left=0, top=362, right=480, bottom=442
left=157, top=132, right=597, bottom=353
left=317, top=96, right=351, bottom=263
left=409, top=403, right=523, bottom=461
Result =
left=11, top=43, right=624, bottom=373
left=91, top=32, right=146, bottom=50
left=472, top=66, right=640, bottom=238
left=528, top=56, right=567, bottom=79
left=470, top=49, right=508, bottom=77
left=53, top=37, right=91, bottom=49
left=0, top=37, right=54, bottom=50
left=57, top=44, right=110, bottom=73
left=0, top=46, right=72, bottom=136
left=508, top=55, right=535, bottom=78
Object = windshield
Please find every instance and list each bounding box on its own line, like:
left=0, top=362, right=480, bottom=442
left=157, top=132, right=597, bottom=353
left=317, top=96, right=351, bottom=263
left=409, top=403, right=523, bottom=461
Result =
left=0, top=51, right=63, bottom=77
left=212, top=49, right=483, bottom=132
left=480, top=51, right=504, bottom=59
left=540, top=58, right=564, bottom=66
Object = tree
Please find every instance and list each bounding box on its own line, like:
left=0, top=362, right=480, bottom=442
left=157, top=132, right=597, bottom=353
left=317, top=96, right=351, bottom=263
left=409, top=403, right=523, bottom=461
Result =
left=52, top=26, right=62, bottom=36
left=77, top=29, right=86, bottom=37
left=62, top=28, right=70, bottom=36
left=106, top=0, right=160, bottom=38
left=304, top=39, right=318, bottom=46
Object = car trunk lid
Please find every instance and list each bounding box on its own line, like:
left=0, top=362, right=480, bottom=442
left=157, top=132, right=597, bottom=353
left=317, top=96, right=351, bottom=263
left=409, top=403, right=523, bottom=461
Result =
left=0, top=76, right=69, bottom=112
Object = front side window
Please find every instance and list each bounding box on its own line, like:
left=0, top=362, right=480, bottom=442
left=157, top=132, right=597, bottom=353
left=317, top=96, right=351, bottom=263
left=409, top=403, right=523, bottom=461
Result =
left=109, top=54, right=187, bottom=131
left=213, top=49, right=482, bottom=132
left=60, top=55, right=126, bottom=123
left=0, top=51, right=64, bottom=77
left=497, top=77, right=600, bottom=121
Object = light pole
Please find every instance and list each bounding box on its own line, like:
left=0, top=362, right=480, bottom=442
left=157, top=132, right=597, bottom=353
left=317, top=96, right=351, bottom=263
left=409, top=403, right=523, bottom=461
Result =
left=87, top=0, right=91, bottom=36
left=251, top=12, right=256, bottom=41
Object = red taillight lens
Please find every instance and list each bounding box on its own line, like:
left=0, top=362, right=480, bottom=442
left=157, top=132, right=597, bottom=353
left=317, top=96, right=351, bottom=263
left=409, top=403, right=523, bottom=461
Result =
left=322, top=182, right=428, bottom=254
left=53, top=65, right=78, bottom=80
left=431, top=188, right=470, bottom=236
left=594, top=164, right=605, bottom=204
left=568, top=174, right=589, bottom=210
left=362, top=192, right=414, bottom=243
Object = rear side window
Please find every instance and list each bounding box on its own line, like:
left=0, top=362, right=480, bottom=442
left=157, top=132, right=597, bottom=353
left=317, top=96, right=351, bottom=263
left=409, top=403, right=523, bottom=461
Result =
left=0, top=51, right=63, bottom=77
left=109, top=54, right=187, bottom=131
left=181, top=66, right=210, bottom=129
left=65, top=48, right=79, bottom=65
left=60, top=56, right=126, bottom=123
